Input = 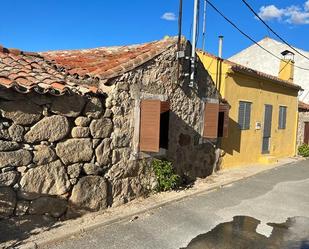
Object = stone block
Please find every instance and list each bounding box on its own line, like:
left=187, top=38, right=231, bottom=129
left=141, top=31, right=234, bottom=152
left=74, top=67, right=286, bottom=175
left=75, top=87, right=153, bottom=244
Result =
left=74, top=117, right=91, bottom=127
left=8, top=124, right=24, bottom=142
left=0, top=187, right=16, bottom=218
left=0, top=140, right=20, bottom=151
left=24, top=115, right=70, bottom=143
left=95, top=139, right=111, bottom=166
left=19, top=160, right=70, bottom=200
left=0, top=171, right=19, bottom=187
left=67, top=163, right=82, bottom=179
left=83, top=97, right=103, bottom=118
left=68, top=176, right=107, bottom=216
left=71, top=127, right=90, bottom=138
left=90, top=118, right=113, bottom=139
left=33, top=145, right=57, bottom=165
left=29, top=197, right=67, bottom=218
left=56, top=139, right=93, bottom=165
left=51, top=95, right=85, bottom=117
left=0, top=100, right=42, bottom=125
left=0, top=150, right=32, bottom=168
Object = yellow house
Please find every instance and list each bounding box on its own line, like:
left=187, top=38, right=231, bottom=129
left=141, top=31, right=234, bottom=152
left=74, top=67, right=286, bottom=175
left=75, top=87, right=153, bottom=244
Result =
left=198, top=51, right=302, bottom=168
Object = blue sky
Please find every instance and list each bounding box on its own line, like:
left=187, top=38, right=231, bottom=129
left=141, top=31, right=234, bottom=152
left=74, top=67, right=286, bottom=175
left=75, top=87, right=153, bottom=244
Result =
left=0, top=0, right=309, bottom=58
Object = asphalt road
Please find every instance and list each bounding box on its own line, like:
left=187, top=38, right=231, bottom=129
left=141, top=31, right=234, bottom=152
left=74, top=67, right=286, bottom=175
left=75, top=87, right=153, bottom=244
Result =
left=46, top=159, right=309, bottom=249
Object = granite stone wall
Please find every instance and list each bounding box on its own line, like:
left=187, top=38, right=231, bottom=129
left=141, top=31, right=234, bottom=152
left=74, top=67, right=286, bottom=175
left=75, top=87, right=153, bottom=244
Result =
left=0, top=42, right=219, bottom=219
left=0, top=90, right=116, bottom=219
left=298, top=111, right=309, bottom=146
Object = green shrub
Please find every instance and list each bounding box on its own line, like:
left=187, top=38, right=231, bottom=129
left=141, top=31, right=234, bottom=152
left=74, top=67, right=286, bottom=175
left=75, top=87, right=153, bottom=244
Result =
left=152, top=159, right=181, bottom=192
left=298, top=144, right=309, bottom=157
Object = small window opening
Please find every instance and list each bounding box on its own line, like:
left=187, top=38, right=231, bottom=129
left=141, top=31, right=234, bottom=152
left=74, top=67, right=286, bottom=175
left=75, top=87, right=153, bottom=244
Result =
left=217, top=111, right=225, bottom=137
left=159, top=109, right=170, bottom=150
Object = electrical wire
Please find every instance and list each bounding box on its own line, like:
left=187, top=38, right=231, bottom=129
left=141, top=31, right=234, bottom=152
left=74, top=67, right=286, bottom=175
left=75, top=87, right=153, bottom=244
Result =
left=241, top=0, right=309, bottom=62
left=205, top=0, right=309, bottom=71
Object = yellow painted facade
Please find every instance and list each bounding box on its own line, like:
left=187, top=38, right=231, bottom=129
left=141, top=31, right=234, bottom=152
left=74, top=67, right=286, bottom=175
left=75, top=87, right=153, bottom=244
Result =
left=198, top=52, right=300, bottom=168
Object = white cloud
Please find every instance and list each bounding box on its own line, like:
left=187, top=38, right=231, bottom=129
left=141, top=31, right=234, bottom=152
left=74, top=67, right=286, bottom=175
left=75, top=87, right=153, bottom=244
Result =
left=258, top=5, right=285, bottom=21
left=161, top=12, right=177, bottom=21
left=305, top=0, right=309, bottom=11
left=257, top=1, right=309, bottom=25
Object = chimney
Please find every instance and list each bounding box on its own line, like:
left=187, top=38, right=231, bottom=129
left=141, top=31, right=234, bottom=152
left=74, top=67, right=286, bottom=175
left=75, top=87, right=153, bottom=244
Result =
left=218, top=35, right=224, bottom=58
left=279, top=50, right=295, bottom=82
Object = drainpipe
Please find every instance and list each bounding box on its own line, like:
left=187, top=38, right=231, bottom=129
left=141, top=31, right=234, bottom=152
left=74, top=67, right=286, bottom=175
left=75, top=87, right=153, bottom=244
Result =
left=189, top=0, right=199, bottom=88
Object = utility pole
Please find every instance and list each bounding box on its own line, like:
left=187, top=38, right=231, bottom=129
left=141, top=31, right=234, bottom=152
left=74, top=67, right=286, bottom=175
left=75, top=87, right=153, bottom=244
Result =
left=189, top=0, right=199, bottom=88
left=202, top=0, right=207, bottom=51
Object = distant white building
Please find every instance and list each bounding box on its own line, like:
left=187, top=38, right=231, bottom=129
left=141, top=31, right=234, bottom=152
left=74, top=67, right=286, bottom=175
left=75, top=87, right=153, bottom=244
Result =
left=229, top=37, right=309, bottom=103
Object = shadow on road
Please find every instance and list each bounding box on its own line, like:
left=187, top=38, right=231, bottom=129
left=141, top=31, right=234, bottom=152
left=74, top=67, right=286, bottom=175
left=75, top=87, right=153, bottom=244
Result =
left=0, top=215, right=62, bottom=248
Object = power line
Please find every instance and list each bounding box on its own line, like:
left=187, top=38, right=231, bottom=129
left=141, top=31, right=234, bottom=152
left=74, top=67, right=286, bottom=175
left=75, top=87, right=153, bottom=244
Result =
left=241, top=0, right=309, bottom=62
left=205, top=0, right=309, bottom=71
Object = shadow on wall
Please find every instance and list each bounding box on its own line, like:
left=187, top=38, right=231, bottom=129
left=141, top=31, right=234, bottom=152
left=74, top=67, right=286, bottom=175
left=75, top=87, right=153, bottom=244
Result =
left=222, top=118, right=242, bottom=155
left=165, top=49, right=222, bottom=181
left=167, top=111, right=217, bottom=182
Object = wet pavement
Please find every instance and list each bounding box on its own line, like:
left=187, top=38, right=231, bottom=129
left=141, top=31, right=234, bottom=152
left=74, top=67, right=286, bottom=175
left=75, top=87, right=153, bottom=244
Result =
left=41, top=159, right=309, bottom=249
left=182, top=216, right=309, bottom=249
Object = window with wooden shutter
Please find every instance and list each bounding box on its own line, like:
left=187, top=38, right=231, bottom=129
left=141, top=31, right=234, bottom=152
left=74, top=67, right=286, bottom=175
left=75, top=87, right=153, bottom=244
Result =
left=278, top=106, right=287, bottom=129
left=139, top=100, right=170, bottom=152
left=238, top=101, right=252, bottom=130
left=218, top=104, right=230, bottom=138
left=203, top=102, right=219, bottom=139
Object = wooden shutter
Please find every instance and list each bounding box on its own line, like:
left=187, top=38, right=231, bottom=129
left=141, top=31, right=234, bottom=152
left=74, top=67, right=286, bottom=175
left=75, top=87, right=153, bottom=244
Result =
left=203, top=102, right=219, bottom=139
left=238, top=101, right=251, bottom=130
left=220, top=104, right=230, bottom=137
left=279, top=106, right=287, bottom=129
left=238, top=102, right=245, bottom=129
left=139, top=100, right=161, bottom=152
left=283, top=107, right=287, bottom=129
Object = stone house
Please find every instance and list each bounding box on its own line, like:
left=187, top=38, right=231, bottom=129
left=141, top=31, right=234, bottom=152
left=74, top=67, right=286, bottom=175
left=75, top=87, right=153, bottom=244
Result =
left=0, top=37, right=227, bottom=219
left=298, top=101, right=309, bottom=146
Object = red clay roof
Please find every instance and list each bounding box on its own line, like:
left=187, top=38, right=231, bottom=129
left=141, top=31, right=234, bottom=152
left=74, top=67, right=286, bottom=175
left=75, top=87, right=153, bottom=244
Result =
left=41, top=37, right=178, bottom=81
left=0, top=46, right=99, bottom=95
left=198, top=50, right=302, bottom=91
left=0, top=37, right=177, bottom=96
left=299, top=101, right=309, bottom=111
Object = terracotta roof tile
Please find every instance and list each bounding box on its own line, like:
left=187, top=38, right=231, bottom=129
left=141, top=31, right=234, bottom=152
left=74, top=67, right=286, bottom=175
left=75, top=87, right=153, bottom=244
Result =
left=0, top=45, right=101, bottom=95
left=299, top=101, right=309, bottom=111
left=0, top=37, right=177, bottom=96
left=41, top=37, right=178, bottom=81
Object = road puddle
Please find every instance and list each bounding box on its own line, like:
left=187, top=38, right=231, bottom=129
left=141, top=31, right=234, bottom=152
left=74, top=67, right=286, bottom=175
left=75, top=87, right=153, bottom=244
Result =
left=182, top=216, right=309, bottom=249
